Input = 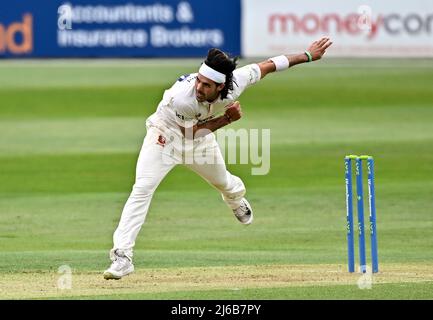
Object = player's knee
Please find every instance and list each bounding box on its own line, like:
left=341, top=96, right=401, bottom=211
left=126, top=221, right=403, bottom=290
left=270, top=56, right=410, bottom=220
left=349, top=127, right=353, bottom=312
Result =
left=212, top=178, right=229, bottom=191
left=131, top=179, right=158, bottom=196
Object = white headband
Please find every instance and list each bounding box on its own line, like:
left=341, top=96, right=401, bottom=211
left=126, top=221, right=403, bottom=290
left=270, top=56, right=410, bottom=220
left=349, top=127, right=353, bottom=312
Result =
left=198, top=63, right=226, bottom=84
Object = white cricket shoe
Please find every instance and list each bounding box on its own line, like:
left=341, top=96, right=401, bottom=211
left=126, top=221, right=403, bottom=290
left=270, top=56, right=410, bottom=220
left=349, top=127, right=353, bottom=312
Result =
left=103, top=249, right=134, bottom=280
left=233, top=198, right=254, bottom=225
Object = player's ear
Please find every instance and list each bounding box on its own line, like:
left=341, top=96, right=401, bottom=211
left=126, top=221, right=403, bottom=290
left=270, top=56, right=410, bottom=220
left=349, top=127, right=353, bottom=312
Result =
left=216, top=83, right=225, bottom=92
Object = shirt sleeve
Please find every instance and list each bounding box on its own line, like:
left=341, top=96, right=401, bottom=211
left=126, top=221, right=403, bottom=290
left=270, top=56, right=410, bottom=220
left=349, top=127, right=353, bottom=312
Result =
left=162, top=78, right=199, bottom=128
left=231, top=64, right=261, bottom=99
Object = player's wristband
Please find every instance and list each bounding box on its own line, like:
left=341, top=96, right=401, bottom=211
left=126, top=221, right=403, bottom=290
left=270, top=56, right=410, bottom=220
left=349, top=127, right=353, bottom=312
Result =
left=269, top=55, right=290, bottom=71
left=304, top=51, right=313, bottom=62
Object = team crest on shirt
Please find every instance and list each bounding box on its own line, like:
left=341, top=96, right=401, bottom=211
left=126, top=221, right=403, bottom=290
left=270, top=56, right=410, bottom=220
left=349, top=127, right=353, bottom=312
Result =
left=157, top=135, right=166, bottom=147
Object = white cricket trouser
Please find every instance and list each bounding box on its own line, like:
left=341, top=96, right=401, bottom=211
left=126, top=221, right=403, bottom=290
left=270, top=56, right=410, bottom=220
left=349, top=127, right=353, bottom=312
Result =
left=112, top=124, right=246, bottom=257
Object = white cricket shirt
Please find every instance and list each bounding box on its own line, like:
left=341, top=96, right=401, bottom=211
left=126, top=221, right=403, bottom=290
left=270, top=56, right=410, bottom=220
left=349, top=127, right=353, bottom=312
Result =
left=146, top=64, right=261, bottom=137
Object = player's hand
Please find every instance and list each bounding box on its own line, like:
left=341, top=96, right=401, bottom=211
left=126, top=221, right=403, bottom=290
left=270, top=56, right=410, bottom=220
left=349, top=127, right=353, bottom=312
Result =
left=224, top=101, right=242, bottom=123
left=307, top=37, right=333, bottom=61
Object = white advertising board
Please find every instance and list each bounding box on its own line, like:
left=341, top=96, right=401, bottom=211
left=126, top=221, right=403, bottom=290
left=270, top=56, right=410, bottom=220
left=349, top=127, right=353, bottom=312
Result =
left=242, top=0, right=433, bottom=57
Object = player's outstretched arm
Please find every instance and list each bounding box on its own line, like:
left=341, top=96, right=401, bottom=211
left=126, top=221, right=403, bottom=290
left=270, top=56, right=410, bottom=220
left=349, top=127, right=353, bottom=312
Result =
left=257, top=37, right=333, bottom=79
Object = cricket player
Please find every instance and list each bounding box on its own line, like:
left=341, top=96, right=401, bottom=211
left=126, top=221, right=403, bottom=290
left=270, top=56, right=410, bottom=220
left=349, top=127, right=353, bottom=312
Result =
left=103, top=37, right=333, bottom=280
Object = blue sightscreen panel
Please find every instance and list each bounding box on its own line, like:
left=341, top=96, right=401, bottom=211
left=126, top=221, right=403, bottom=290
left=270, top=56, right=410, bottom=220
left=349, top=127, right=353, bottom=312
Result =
left=0, top=0, right=241, bottom=58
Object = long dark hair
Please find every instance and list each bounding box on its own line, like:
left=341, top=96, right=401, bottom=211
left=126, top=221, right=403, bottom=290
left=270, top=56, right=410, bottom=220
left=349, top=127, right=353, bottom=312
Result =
left=203, top=48, right=238, bottom=99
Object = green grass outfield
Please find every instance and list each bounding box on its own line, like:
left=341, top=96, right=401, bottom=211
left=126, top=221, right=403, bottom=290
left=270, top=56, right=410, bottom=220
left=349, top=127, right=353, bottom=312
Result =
left=0, top=58, right=433, bottom=299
